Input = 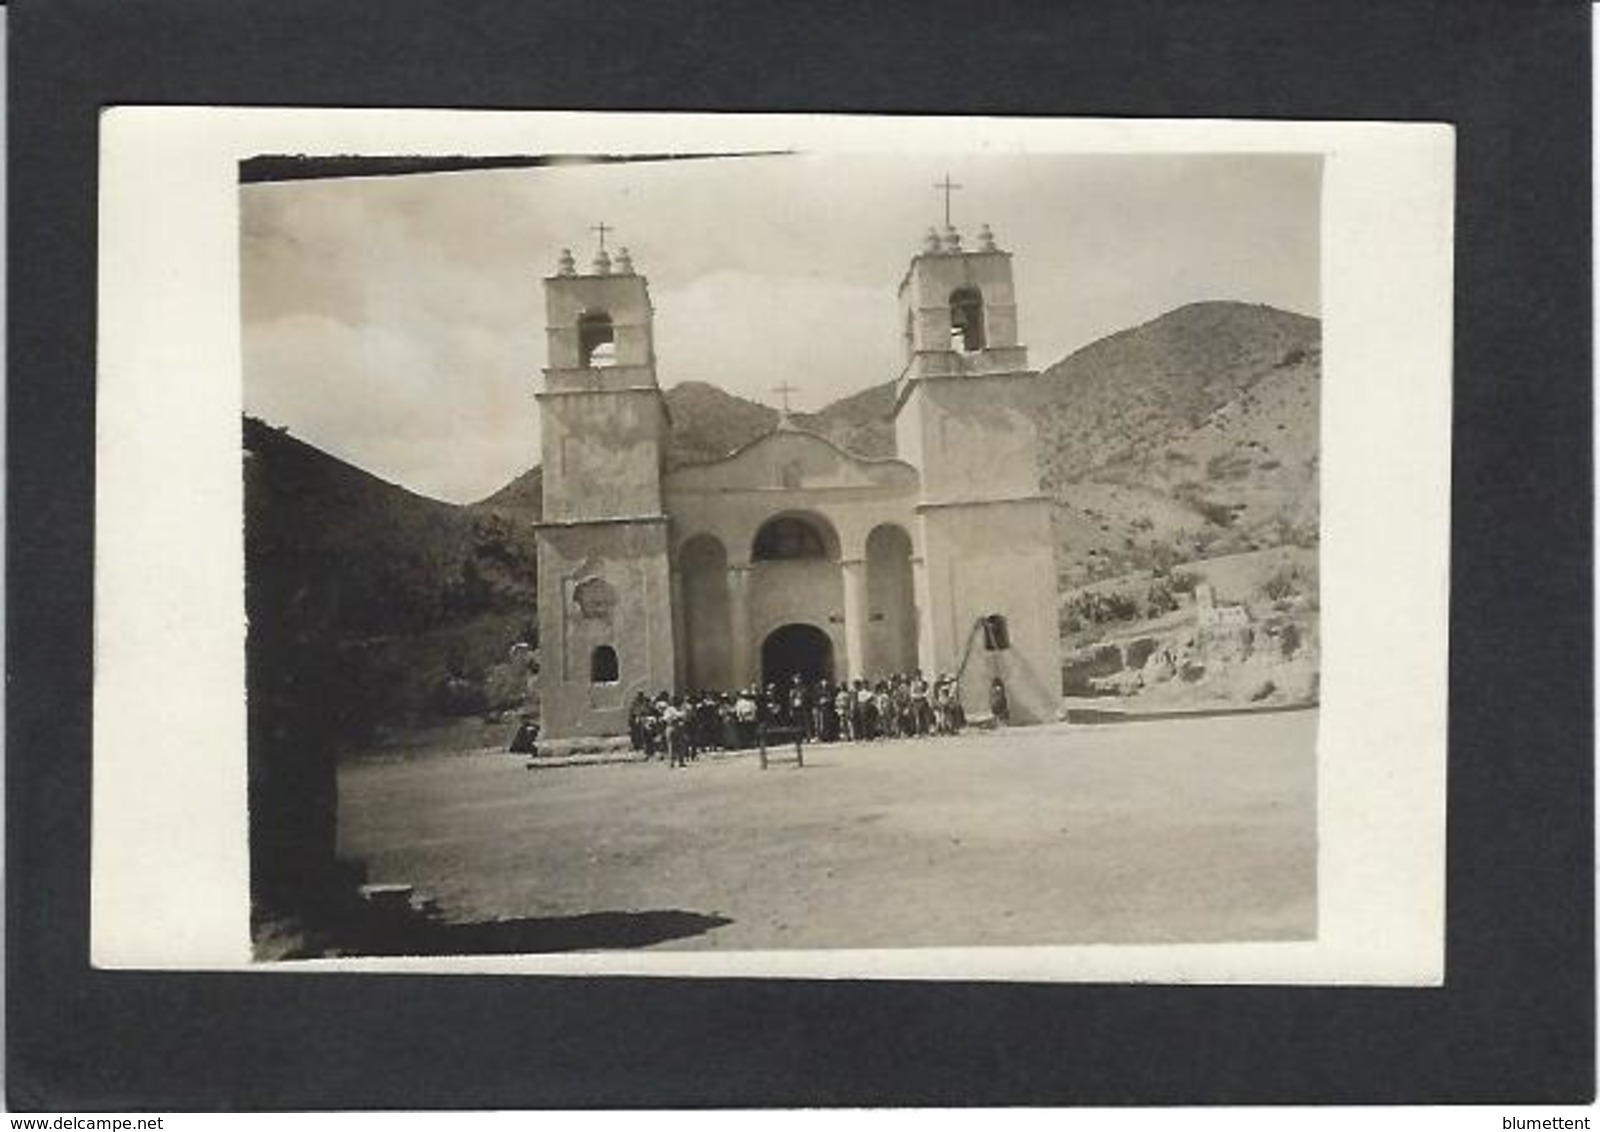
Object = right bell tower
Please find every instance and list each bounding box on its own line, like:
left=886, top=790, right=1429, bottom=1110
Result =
left=893, top=218, right=1061, bottom=724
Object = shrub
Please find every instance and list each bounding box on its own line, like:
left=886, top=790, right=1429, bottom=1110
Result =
left=1205, top=451, right=1253, bottom=482
left=1261, top=564, right=1309, bottom=602
left=1144, top=582, right=1180, bottom=618
left=1168, top=569, right=1202, bottom=595
left=1197, top=499, right=1236, bottom=527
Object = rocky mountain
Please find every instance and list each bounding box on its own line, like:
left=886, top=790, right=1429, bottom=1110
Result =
left=799, top=380, right=897, bottom=459
left=662, top=381, right=780, bottom=465
left=1037, top=301, right=1320, bottom=585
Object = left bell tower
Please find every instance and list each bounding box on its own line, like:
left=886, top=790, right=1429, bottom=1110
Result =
left=535, top=240, right=676, bottom=739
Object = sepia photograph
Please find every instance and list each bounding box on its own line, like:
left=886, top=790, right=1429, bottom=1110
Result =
left=239, top=149, right=1324, bottom=960
left=19, top=0, right=1582, bottom=1110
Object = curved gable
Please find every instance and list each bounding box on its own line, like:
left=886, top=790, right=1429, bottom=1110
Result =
left=664, top=428, right=918, bottom=494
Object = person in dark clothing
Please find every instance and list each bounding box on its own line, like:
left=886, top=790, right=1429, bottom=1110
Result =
left=789, top=676, right=812, bottom=740
left=641, top=698, right=666, bottom=759
left=509, top=716, right=540, bottom=754
left=814, top=679, right=833, bottom=742
left=627, top=692, right=651, bottom=752
left=989, top=677, right=1010, bottom=726
left=719, top=693, right=740, bottom=752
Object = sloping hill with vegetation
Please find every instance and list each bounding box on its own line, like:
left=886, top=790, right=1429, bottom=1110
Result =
left=244, top=416, right=539, bottom=741
left=1037, top=302, right=1320, bottom=584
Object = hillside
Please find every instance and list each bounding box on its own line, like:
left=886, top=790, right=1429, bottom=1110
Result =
left=244, top=416, right=539, bottom=739
left=802, top=380, right=897, bottom=458
left=472, top=464, right=542, bottom=518
left=663, top=381, right=779, bottom=465
left=1037, top=302, right=1320, bottom=584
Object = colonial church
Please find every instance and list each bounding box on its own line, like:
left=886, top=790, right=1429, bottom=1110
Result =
left=534, top=218, right=1061, bottom=739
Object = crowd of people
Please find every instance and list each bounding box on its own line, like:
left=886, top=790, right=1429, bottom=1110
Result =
left=627, top=671, right=1010, bottom=768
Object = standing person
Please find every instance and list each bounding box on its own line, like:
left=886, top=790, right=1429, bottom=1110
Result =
left=910, top=671, right=933, bottom=736
left=664, top=696, right=688, bottom=767
left=856, top=680, right=877, bottom=741
left=835, top=682, right=855, bottom=742
left=719, top=693, right=740, bottom=752
left=642, top=696, right=667, bottom=759
left=789, top=675, right=811, bottom=740
left=989, top=677, right=1010, bottom=727
left=938, top=675, right=958, bottom=734
left=889, top=676, right=909, bottom=739
left=940, top=675, right=964, bottom=734
left=814, top=679, right=833, bottom=742
left=694, top=692, right=716, bottom=756
left=703, top=691, right=721, bottom=752
left=628, top=691, right=651, bottom=751
left=680, top=692, right=697, bottom=759
left=735, top=687, right=758, bottom=749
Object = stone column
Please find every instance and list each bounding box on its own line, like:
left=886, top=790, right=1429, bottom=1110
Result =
left=669, top=565, right=687, bottom=691
left=910, top=554, right=940, bottom=677
left=727, top=563, right=753, bottom=688
left=841, top=557, right=869, bottom=682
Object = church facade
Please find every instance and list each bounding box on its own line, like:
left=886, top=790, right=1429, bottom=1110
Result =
left=534, top=223, right=1061, bottom=739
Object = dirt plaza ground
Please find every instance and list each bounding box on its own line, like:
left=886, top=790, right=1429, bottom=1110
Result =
left=337, top=709, right=1317, bottom=952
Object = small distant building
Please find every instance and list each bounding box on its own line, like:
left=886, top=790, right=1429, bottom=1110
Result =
left=1195, top=582, right=1250, bottom=629
left=534, top=220, right=1061, bottom=738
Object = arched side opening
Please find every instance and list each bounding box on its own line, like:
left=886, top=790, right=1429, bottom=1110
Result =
left=590, top=645, right=619, bottom=684
left=760, top=624, right=834, bottom=689
left=865, top=523, right=917, bottom=676
left=949, top=287, right=986, bottom=353
left=679, top=534, right=731, bottom=692
left=751, top=513, right=838, bottom=563
left=578, top=311, right=617, bottom=368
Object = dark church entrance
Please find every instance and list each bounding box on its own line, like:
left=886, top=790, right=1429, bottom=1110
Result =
left=760, top=623, right=835, bottom=688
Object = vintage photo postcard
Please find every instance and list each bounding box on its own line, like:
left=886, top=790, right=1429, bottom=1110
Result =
left=91, top=110, right=1453, bottom=983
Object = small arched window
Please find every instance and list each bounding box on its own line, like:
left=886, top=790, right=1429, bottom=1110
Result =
left=590, top=645, right=619, bottom=684
left=579, top=311, right=616, bottom=368
left=950, top=287, right=985, bottom=353
left=753, top=517, right=828, bottom=561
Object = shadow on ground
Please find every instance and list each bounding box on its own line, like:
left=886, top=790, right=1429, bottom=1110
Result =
left=268, top=904, right=733, bottom=959
left=413, top=910, right=733, bottom=955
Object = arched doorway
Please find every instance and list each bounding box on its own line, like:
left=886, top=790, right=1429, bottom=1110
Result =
left=760, top=624, right=834, bottom=689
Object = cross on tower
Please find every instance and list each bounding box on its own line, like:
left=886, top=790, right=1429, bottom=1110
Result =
left=772, top=382, right=800, bottom=414
left=933, top=174, right=962, bottom=227
left=590, top=220, right=613, bottom=252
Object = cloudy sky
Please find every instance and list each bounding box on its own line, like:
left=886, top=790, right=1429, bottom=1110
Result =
left=241, top=152, right=1320, bottom=503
